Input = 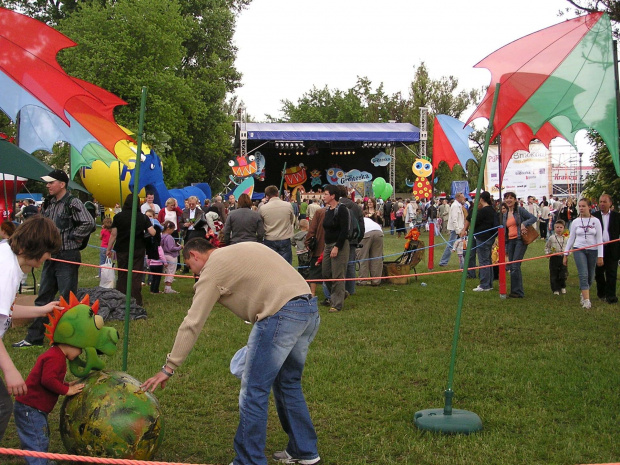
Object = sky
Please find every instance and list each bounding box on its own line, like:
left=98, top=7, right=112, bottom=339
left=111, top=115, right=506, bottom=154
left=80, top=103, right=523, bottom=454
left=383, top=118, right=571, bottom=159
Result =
left=231, top=0, right=594, bottom=157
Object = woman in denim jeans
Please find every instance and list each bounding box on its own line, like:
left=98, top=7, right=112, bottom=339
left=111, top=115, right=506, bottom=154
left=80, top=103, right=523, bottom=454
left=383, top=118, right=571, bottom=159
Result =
left=563, top=198, right=604, bottom=309
left=502, top=192, right=537, bottom=298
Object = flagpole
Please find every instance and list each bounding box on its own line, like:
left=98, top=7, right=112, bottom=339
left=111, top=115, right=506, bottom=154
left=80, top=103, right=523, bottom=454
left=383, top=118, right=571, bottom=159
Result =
left=122, top=86, right=147, bottom=372
left=414, top=83, right=500, bottom=434
left=613, top=40, right=620, bottom=151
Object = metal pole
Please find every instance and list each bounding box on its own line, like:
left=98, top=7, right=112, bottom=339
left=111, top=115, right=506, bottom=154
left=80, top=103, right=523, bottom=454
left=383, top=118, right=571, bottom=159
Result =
left=122, top=86, right=147, bottom=372
left=578, top=152, right=583, bottom=199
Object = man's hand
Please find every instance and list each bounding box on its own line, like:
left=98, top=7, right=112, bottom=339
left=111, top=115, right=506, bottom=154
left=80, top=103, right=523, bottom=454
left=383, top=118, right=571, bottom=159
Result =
left=5, top=367, right=27, bottom=396
left=67, top=383, right=85, bottom=396
left=597, top=257, right=604, bottom=267
left=330, top=246, right=339, bottom=258
left=141, top=371, right=170, bottom=393
left=563, top=256, right=568, bottom=266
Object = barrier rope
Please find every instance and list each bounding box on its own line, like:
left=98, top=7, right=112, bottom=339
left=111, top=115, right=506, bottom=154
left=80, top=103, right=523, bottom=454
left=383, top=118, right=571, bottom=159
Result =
left=52, top=238, right=620, bottom=284
left=0, top=447, right=211, bottom=465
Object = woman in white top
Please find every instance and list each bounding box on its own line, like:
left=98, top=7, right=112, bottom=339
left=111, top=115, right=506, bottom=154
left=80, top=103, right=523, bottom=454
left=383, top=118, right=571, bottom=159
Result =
left=563, top=198, right=604, bottom=309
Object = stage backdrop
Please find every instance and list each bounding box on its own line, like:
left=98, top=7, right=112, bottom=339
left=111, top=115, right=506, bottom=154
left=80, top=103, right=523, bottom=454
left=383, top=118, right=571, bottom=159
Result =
left=485, top=141, right=551, bottom=200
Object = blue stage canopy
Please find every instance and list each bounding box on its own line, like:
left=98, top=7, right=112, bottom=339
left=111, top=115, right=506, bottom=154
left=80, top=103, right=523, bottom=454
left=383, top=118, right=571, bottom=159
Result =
left=245, top=123, right=419, bottom=143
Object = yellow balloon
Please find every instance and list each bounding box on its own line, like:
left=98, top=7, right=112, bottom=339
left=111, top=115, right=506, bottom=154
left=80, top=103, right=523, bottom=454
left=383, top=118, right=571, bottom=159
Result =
left=80, top=159, right=145, bottom=208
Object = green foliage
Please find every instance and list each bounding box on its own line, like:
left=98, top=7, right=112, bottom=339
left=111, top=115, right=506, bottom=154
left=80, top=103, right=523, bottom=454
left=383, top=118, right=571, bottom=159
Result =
left=275, top=63, right=480, bottom=194
left=3, top=232, right=619, bottom=464
left=582, top=131, right=620, bottom=200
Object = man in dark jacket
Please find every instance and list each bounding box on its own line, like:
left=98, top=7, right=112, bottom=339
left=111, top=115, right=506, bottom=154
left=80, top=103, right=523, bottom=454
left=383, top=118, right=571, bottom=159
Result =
left=338, top=186, right=365, bottom=296
left=106, top=194, right=155, bottom=307
left=593, top=194, right=620, bottom=303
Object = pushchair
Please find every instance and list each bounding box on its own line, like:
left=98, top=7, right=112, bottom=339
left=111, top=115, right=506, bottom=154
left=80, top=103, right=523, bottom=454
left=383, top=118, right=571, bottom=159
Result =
left=382, top=228, right=425, bottom=284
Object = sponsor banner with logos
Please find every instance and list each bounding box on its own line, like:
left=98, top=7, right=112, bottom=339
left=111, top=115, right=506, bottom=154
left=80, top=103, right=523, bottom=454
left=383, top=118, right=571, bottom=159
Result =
left=485, top=142, right=551, bottom=200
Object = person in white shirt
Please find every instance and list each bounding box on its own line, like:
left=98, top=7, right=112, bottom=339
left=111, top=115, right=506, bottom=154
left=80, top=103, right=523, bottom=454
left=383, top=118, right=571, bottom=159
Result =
left=356, top=217, right=384, bottom=286
left=140, top=193, right=161, bottom=215
left=438, top=193, right=465, bottom=266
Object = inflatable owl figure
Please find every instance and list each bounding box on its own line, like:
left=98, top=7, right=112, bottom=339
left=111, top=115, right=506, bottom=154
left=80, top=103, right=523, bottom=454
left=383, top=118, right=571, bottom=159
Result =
left=406, top=158, right=433, bottom=201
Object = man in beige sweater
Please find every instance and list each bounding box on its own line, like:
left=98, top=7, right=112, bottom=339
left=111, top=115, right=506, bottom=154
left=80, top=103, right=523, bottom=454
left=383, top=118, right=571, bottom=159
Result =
left=260, top=185, right=295, bottom=264
left=142, top=238, right=321, bottom=465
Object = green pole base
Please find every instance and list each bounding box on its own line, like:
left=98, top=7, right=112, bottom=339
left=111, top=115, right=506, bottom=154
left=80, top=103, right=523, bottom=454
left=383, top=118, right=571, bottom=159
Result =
left=414, top=408, right=483, bottom=434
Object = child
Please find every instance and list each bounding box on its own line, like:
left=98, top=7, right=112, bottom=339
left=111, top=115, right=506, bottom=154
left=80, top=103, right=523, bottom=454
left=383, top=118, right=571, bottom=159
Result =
left=545, top=219, right=568, bottom=295
left=145, top=210, right=165, bottom=294
left=98, top=217, right=113, bottom=278
left=452, top=236, right=467, bottom=269
left=161, top=221, right=182, bottom=294
left=0, top=217, right=61, bottom=442
left=13, top=343, right=85, bottom=465
left=293, top=219, right=310, bottom=278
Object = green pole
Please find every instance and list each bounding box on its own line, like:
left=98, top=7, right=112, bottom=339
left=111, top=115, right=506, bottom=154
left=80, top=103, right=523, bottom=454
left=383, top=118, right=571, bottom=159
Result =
left=122, top=86, right=147, bottom=372
left=279, top=162, right=287, bottom=196
left=414, top=83, right=501, bottom=434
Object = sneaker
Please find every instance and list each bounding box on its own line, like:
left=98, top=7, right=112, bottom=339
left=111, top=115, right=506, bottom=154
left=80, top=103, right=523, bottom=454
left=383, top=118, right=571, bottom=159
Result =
left=12, top=339, right=42, bottom=348
left=553, top=291, right=560, bottom=295
left=320, top=299, right=330, bottom=307
left=328, top=307, right=340, bottom=313
left=473, top=286, right=491, bottom=292
left=561, top=288, right=566, bottom=294
left=272, top=450, right=321, bottom=464
left=164, top=288, right=179, bottom=294
left=582, top=299, right=591, bottom=309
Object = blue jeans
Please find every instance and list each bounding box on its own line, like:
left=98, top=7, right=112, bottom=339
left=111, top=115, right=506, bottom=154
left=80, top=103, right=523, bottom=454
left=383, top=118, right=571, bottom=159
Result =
left=506, top=238, right=528, bottom=297
left=476, top=237, right=494, bottom=290
left=27, top=249, right=81, bottom=344
left=14, top=401, right=50, bottom=465
left=345, top=243, right=357, bottom=295
left=98, top=248, right=107, bottom=277
left=439, top=231, right=458, bottom=266
left=263, top=238, right=293, bottom=265
left=233, top=295, right=320, bottom=465
left=572, top=248, right=598, bottom=290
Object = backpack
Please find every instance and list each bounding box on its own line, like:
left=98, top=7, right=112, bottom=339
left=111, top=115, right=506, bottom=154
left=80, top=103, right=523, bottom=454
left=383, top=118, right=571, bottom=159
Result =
left=335, top=204, right=361, bottom=242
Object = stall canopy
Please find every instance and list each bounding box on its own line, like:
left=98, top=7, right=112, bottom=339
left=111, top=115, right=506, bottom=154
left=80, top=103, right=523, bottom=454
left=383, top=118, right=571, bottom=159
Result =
left=245, top=122, right=420, bottom=143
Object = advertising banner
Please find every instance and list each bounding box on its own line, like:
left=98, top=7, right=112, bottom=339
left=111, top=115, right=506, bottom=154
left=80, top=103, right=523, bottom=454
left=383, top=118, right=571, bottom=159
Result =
left=485, top=142, right=551, bottom=199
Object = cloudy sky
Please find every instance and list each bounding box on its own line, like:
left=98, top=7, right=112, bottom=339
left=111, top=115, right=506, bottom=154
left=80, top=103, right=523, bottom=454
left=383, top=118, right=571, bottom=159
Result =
left=232, top=0, right=596, bottom=156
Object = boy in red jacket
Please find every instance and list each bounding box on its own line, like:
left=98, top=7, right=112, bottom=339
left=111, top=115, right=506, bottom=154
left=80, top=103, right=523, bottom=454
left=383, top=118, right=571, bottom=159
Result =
left=13, top=343, right=84, bottom=464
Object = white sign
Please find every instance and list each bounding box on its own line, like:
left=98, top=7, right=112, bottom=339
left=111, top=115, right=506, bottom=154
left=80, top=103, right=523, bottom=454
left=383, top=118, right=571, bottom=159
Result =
left=485, top=142, right=551, bottom=200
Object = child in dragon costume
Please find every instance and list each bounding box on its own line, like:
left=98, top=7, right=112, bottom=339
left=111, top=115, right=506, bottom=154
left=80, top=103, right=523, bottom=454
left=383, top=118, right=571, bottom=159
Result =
left=13, top=292, right=119, bottom=465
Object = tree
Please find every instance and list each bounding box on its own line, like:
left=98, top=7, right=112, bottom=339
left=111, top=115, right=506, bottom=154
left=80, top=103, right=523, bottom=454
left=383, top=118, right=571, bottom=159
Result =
left=276, top=63, right=480, bottom=194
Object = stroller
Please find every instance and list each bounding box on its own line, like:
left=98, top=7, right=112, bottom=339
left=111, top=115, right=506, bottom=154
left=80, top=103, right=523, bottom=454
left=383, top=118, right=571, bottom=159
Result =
left=382, top=228, right=425, bottom=284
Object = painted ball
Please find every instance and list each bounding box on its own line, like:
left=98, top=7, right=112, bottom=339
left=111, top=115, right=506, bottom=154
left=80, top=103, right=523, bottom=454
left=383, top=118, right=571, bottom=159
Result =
left=60, top=371, right=163, bottom=460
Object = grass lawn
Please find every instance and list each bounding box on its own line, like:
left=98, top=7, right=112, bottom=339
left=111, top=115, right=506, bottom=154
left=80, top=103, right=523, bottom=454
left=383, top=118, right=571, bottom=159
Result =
left=2, top=228, right=619, bottom=465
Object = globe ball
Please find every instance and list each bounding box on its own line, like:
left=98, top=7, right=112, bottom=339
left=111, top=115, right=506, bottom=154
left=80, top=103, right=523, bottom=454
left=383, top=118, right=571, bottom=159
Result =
left=60, top=371, right=163, bottom=460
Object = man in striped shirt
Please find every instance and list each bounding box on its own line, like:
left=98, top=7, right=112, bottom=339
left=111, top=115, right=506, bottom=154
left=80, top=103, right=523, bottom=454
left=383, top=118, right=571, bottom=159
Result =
left=13, top=170, right=95, bottom=348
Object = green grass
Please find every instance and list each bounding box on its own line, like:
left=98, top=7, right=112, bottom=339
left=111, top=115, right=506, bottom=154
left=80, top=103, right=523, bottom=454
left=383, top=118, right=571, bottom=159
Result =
left=2, top=230, right=619, bottom=465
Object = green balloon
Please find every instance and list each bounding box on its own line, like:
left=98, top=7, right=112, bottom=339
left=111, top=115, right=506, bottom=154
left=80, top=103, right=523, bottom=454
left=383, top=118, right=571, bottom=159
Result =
left=381, top=183, right=393, bottom=200
left=372, top=177, right=386, bottom=197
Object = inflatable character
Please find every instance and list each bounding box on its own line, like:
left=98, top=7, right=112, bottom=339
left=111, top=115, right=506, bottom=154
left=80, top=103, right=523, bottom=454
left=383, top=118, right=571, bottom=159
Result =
left=284, top=164, right=307, bottom=198
left=310, top=169, right=322, bottom=188
left=325, top=167, right=345, bottom=185
left=228, top=153, right=257, bottom=199
left=44, top=293, right=119, bottom=378
left=253, top=152, right=266, bottom=181
left=406, top=158, right=433, bottom=201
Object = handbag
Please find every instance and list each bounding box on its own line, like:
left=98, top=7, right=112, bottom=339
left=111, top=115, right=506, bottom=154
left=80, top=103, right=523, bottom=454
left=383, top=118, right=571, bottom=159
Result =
left=99, top=257, right=116, bottom=288
left=521, top=225, right=539, bottom=245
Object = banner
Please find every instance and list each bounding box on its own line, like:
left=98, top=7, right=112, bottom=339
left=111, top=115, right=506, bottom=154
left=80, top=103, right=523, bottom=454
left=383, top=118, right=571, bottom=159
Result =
left=485, top=142, right=551, bottom=199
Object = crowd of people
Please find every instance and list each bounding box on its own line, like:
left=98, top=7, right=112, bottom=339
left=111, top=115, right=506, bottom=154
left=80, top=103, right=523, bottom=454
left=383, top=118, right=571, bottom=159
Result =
left=2, top=167, right=619, bottom=465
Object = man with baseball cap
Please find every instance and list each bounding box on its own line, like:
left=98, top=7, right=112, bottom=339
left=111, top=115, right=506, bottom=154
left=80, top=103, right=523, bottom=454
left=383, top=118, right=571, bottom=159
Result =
left=13, top=169, right=95, bottom=348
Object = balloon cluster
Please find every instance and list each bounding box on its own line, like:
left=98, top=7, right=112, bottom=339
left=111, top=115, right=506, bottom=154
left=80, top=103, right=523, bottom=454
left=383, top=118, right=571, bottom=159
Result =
left=371, top=177, right=393, bottom=200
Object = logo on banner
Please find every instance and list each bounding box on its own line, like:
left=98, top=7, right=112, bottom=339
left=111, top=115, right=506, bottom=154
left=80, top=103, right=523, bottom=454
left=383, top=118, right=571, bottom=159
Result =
left=371, top=152, right=392, bottom=166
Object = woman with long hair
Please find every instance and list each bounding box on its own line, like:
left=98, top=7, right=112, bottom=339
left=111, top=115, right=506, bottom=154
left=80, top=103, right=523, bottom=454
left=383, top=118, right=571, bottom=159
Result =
left=563, top=198, right=603, bottom=309
left=501, top=192, right=537, bottom=298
